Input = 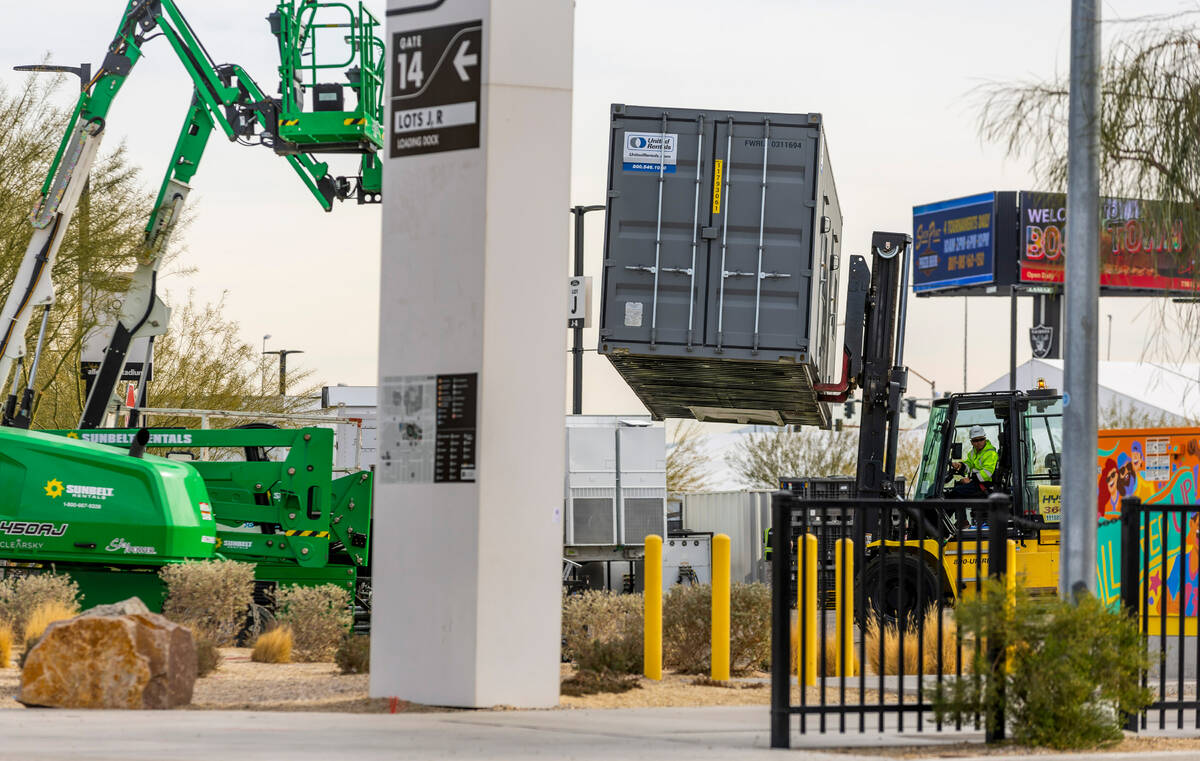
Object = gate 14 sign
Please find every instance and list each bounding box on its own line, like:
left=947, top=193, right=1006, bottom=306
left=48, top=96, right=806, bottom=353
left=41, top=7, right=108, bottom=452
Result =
left=1020, top=190, right=1200, bottom=293
left=389, top=20, right=483, bottom=158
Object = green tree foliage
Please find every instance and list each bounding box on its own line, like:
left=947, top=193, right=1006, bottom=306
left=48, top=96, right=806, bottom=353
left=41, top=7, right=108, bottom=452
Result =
left=726, top=427, right=858, bottom=488
left=666, top=420, right=711, bottom=494
left=977, top=11, right=1200, bottom=362
left=0, top=75, right=313, bottom=428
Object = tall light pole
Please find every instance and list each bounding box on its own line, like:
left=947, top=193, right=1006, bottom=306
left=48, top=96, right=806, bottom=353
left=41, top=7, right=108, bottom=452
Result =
left=263, top=348, right=303, bottom=396
left=261, top=334, right=273, bottom=394
left=569, top=204, right=604, bottom=415
left=1062, top=0, right=1101, bottom=600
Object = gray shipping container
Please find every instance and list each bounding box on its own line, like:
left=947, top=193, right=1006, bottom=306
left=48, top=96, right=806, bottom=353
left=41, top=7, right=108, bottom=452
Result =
left=599, top=105, right=843, bottom=428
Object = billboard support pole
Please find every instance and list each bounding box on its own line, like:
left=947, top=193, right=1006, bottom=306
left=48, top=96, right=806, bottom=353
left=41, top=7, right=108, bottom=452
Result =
left=1062, top=0, right=1101, bottom=600
left=1009, top=288, right=1017, bottom=390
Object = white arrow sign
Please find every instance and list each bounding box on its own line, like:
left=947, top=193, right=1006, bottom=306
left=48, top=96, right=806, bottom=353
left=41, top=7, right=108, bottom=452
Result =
left=453, top=40, right=478, bottom=82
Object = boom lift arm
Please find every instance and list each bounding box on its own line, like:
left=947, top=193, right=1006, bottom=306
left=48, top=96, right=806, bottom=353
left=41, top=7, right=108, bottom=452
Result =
left=0, top=0, right=384, bottom=429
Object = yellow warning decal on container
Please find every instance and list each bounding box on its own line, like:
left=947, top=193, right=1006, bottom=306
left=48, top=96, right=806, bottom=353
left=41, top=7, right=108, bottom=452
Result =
left=712, top=159, right=723, bottom=214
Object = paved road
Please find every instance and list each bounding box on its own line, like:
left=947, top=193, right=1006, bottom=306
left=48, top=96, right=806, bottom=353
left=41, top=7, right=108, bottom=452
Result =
left=0, top=706, right=1196, bottom=760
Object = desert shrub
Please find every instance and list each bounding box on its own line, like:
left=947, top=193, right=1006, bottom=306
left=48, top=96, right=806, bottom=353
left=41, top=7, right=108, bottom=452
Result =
left=0, top=621, right=11, bottom=668
left=336, top=633, right=370, bottom=674
left=0, top=573, right=81, bottom=635
left=663, top=583, right=770, bottom=674
left=936, top=581, right=1151, bottom=749
left=159, top=559, right=255, bottom=645
left=862, top=611, right=969, bottom=676
left=195, top=634, right=223, bottom=677
left=23, top=600, right=80, bottom=647
left=251, top=625, right=293, bottom=664
left=561, top=590, right=642, bottom=665
left=573, top=637, right=642, bottom=676
left=275, top=585, right=352, bottom=662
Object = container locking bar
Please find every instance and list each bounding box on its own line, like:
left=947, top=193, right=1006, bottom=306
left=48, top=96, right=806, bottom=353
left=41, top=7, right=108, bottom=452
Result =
left=716, top=116, right=734, bottom=352
left=686, top=115, right=704, bottom=349
left=648, top=112, right=668, bottom=347
left=752, top=118, right=771, bottom=353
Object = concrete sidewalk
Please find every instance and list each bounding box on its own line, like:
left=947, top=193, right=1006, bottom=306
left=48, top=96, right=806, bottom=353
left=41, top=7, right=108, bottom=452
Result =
left=0, top=706, right=1195, bottom=761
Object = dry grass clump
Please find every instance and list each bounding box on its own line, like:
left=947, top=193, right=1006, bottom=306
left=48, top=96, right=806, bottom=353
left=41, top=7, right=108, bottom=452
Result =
left=335, top=633, right=370, bottom=674
left=0, top=621, right=11, bottom=669
left=159, top=559, right=256, bottom=645
left=275, top=585, right=352, bottom=662
left=252, top=625, right=293, bottom=664
left=864, top=611, right=970, bottom=676
left=195, top=634, right=224, bottom=677
left=0, top=573, right=81, bottom=635
left=23, top=600, right=80, bottom=648
left=560, top=669, right=641, bottom=696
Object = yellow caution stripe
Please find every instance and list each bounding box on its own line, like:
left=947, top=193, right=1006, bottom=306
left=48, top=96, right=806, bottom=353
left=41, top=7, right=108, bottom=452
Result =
left=343, top=117, right=366, bottom=126
left=279, top=119, right=301, bottom=126
left=283, top=530, right=330, bottom=538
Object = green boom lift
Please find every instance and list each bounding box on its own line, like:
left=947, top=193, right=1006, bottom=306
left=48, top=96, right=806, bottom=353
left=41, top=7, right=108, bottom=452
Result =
left=0, top=1, right=381, bottom=612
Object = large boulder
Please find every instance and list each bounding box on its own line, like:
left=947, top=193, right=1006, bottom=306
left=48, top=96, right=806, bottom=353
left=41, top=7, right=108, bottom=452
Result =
left=18, top=597, right=197, bottom=709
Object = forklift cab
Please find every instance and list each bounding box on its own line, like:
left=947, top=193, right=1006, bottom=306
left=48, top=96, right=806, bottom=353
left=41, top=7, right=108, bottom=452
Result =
left=913, top=390, right=1063, bottom=524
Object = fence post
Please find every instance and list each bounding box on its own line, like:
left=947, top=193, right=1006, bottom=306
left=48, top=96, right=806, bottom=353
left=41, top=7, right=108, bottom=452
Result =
left=770, top=492, right=791, bottom=749
left=712, top=533, right=731, bottom=681
left=986, top=493, right=1009, bottom=743
left=800, top=533, right=817, bottom=685
left=1005, top=538, right=1016, bottom=674
left=835, top=538, right=856, bottom=676
left=1120, top=497, right=1142, bottom=732
left=643, top=534, right=662, bottom=681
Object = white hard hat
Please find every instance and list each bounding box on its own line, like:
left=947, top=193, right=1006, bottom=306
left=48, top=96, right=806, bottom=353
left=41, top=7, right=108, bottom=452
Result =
left=968, top=425, right=986, bottom=440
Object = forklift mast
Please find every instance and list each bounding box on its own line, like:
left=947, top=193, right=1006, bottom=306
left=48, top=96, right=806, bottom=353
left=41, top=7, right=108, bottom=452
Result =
left=0, top=0, right=384, bottom=431
left=816, top=232, right=912, bottom=499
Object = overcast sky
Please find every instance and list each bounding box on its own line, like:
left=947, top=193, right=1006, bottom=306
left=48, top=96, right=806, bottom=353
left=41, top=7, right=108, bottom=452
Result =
left=2, top=1, right=1196, bottom=415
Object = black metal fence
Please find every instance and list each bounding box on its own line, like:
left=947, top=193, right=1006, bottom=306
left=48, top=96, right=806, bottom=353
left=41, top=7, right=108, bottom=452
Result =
left=769, top=491, right=1016, bottom=748
left=1120, top=497, right=1200, bottom=731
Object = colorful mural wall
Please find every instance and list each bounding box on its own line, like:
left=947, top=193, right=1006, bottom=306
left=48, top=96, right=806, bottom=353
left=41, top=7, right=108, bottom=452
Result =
left=1096, top=430, right=1200, bottom=625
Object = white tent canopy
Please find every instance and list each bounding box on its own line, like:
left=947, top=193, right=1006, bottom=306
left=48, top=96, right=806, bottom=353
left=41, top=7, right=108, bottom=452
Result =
left=981, top=359, right=1200, bottom=425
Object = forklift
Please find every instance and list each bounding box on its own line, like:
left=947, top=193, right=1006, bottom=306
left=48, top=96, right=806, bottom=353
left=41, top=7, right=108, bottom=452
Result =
left=780, top=231, right=1066, bottom=624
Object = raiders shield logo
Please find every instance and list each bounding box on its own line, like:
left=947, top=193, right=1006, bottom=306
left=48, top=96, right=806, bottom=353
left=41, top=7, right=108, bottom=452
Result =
left=1029, top=324, right=1054, bottom=359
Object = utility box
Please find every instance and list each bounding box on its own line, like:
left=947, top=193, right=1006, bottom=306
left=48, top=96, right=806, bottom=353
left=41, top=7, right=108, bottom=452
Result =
left=599, top=104, right=843, bottom=428
left=564, top=416, right=667, bottom=554
left=663, top=533, right=712, bottom=593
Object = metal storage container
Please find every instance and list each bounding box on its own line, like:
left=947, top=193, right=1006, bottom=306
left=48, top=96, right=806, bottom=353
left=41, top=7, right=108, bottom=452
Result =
left=599, top=104, right=843, bottom=427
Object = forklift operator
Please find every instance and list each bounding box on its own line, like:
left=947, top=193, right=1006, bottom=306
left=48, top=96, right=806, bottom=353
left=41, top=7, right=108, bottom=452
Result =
left=947, top=425, right=998, bottom=498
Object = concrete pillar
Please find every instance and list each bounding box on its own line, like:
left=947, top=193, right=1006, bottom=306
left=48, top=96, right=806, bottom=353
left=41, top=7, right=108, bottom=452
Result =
left=371, top=0, right=573, bottom=707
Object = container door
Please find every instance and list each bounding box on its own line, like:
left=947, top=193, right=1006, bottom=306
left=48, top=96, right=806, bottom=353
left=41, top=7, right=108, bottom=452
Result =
left=601, top=110, right=714, bottom=348
left=704, top=116, right=819, bottom=354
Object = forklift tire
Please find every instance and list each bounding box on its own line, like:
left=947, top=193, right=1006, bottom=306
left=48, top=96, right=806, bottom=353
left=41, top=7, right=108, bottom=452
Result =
left=857, top=552, right=941, bottom=630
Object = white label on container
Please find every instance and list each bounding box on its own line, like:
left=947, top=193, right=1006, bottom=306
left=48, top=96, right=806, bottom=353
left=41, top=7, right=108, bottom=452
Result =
left=624, top=301, right=644, bottom=327
left=622, top=131, right=677, bottom=173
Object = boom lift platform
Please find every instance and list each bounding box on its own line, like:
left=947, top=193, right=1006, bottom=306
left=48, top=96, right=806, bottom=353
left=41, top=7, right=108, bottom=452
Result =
left=0, top=0, right=384, bottom=432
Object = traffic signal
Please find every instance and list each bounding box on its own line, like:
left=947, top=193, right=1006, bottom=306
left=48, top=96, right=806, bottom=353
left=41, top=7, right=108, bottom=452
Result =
left=843, top=400, right=854, bottom=419
left=905, top=397, right=917, bottom=418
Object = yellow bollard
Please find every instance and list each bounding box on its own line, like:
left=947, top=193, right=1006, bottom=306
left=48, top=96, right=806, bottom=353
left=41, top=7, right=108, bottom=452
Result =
left=711, top=533, right=731, bottom=681
left=835, top=538, right=857, bottom=676
left=644, top=534, right=662, bottom=680
left=799, top=533, right=817, bottom=685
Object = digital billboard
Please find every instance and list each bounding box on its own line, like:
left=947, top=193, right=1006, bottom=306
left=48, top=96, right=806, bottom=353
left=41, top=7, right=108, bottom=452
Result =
left=1020, top=191, right=1200, bottom=293
left=912, top=192, right=996, bottom=292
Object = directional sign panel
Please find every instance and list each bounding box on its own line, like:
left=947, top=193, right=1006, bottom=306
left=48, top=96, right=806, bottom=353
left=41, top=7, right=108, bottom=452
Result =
left=389, top=20, right=483, bottom=158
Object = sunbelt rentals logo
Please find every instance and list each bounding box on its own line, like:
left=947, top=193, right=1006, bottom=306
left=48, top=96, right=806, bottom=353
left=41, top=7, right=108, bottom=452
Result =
left=44, top=478, right=114, bottom=501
